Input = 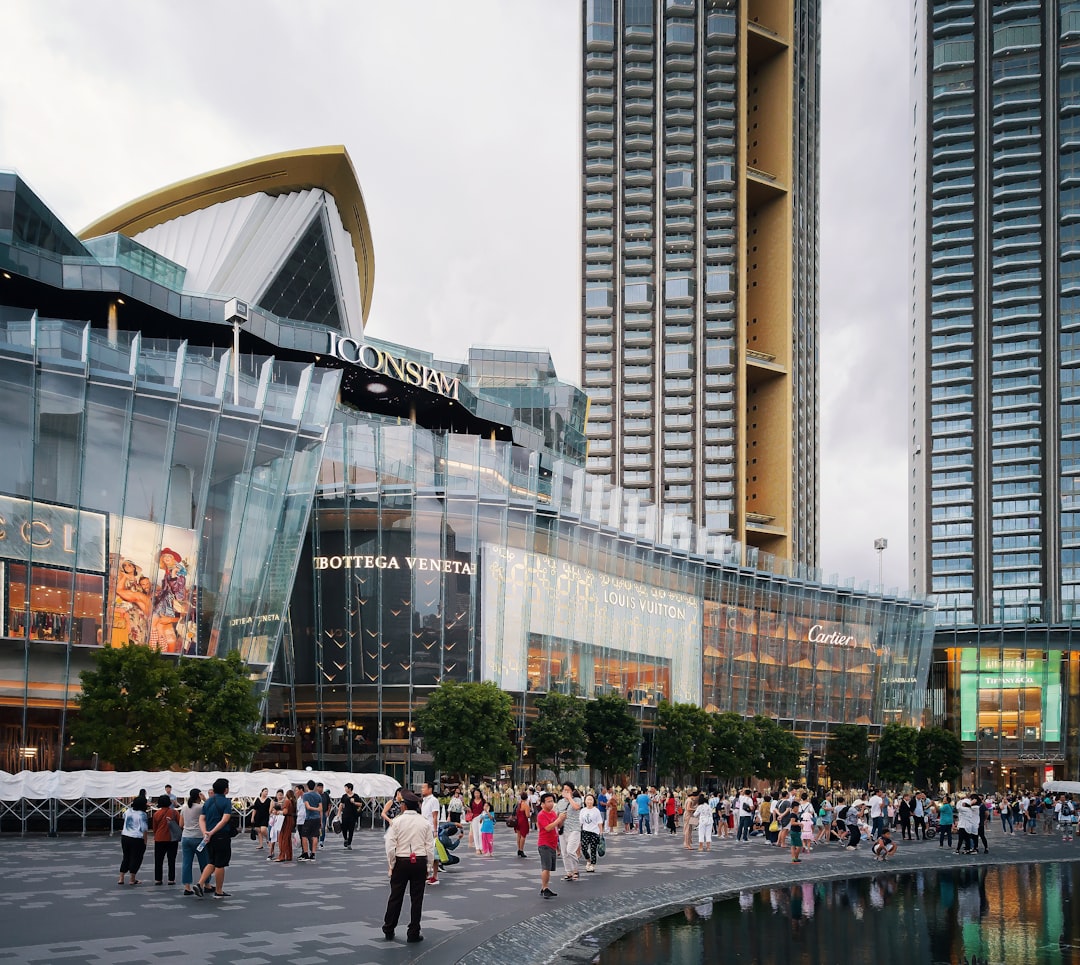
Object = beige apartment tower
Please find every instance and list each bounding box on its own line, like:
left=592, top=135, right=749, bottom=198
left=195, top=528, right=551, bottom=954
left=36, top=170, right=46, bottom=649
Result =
left=580, top=0, right=819, bottom=568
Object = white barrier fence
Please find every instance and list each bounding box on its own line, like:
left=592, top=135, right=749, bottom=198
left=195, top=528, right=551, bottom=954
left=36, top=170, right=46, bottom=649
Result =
left=0, top=769, right=399, bottom=836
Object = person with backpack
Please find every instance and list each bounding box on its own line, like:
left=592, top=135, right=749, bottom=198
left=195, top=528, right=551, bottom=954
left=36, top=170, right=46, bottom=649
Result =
left=1059, top=795, right=1076, bottom=842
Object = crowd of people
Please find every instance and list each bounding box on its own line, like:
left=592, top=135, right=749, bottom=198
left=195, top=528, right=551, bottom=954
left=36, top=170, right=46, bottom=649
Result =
left=114, top=778, right=1078, bottom=944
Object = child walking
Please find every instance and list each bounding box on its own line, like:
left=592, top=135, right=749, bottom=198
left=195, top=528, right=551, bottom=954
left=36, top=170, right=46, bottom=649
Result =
left=480, top=802, right=496, bottom=856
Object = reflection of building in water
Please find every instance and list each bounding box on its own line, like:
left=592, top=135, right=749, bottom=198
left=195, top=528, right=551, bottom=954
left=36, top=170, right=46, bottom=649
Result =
left=0, top=152, right=933, bottom=781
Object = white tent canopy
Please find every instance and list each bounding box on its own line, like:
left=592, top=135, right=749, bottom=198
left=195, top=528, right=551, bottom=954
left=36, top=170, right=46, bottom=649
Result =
left=0, top=769, right=400, bottom=802
left=1043, top=781, right=1080, bottom=795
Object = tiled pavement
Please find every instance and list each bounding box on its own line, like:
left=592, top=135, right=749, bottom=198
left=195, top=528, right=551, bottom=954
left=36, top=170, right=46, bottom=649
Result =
left=0, top=822, right=1075, bottom=964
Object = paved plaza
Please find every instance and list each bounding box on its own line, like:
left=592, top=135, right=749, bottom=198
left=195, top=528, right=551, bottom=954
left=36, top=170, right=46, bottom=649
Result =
left=0, top=821, right=1075, bottom=964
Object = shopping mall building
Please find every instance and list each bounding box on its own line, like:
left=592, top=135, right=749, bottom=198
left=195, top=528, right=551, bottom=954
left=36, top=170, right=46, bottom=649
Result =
left=0, top=148, right=936, bottom=785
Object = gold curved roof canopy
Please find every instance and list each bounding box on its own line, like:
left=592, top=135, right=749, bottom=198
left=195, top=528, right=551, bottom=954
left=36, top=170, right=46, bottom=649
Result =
left=79, top=145, right=375, bottom=323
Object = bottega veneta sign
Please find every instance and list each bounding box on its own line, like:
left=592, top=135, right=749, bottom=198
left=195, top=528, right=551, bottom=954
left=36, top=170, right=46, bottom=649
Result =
left=313, top=554, right=476, bottom=575
left=327, top=334, right=460, bottom=400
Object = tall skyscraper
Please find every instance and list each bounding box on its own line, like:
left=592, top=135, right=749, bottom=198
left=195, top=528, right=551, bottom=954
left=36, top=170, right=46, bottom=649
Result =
left=913, top=1, right=1080, bottom=785
left=580, top=0, right=820, bottom=567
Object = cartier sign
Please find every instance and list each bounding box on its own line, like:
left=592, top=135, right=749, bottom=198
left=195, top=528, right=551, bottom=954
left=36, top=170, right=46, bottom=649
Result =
left=327, top=334, right=460, bottom=400
left=807, top=625, right=858, bottom=647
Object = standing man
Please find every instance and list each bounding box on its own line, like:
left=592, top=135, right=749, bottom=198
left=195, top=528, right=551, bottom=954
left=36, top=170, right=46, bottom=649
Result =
left=420, top=783, right=441, bottom=886
left=536, top=791, right=567, bottom=898
left=635, top=786, right=651, bottom=834
left=194, top=778, right=234, bottom=899
left=736, top=788, right=755, bottom=842
left=164, top=784, right=177, bottom=807
left=381, top=791, right=432, bottom=943
left=318, top=782, right=332, bottom=845
left=556, top=782, right=583, bottom=880
left=528, top=786, right=540, bottom=830
left=300, top=780, right=323, bottom=861
left=913, top=791, right=927, bottom=840
left=339, top=783, right=361, bottom=850
left=868, top=788, right=884, bottom=840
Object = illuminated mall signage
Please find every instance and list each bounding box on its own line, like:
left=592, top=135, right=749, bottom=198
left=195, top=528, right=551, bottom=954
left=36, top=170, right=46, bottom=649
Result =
left=313, top=554, right=476, bottom=575
left=0, top=495, right=106, bottom=572
left=327, top=334, right=461, bottom=400
left=807, top=625, right=858, bottom=647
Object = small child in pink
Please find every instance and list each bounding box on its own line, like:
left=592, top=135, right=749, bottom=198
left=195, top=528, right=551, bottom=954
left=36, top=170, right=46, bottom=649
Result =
left=480, top=802, right=495, bottom=855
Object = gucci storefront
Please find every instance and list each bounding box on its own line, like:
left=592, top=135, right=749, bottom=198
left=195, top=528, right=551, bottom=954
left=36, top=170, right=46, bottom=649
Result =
left=0, top=154, right=937, bottom=782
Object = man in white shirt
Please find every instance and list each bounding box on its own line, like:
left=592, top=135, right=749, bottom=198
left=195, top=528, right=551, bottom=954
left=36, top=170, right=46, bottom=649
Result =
left=382, top=791, right=434, bottom=943
left=736, top=789, right=755, bottom=841
left=868, top=790, right=884, bottom=839
left=420, top=783, right=440, bottom=886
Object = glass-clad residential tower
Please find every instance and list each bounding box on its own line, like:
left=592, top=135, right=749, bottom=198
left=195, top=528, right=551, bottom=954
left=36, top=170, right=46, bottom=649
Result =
left=913, top=1, right=1080, bottom=786
left=580, top=0, right=820, bottom=568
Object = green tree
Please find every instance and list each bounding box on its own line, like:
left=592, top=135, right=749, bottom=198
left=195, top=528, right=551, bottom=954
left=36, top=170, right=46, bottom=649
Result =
left=414, top=680, right=515, bottom=784
left=876, top=722, right=919, bottom=787
left=916, top=726, right=963, bottom=789
left=655, top=700, right=713, bottom=786
left=584, top=692, right=640, bottom=785
left=526, top=691, right=585, bottom=781
left=178, top=650, right=264, bottom=769
left=69, top=643, right=190, bottom=769
left=710, top=712, right=761, bottom=787
left=825, top=723, right=870, bottom=788
left=752, top=715, right=802, bottom=783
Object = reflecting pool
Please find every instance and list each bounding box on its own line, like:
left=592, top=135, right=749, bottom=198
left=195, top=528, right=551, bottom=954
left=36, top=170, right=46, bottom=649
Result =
left=597, top=862, right=1080, bottom=964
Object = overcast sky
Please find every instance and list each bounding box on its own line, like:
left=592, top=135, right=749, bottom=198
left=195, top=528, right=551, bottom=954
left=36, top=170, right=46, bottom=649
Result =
left=1, top=0, right=910, bottom=592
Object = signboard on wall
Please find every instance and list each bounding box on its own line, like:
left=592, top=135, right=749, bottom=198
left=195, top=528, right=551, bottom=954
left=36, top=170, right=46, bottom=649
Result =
left=108, top=517, right=198, bottom=655
left=481, top=544, right=701, bottom=703
left=0, top=494, right=106, bottom=572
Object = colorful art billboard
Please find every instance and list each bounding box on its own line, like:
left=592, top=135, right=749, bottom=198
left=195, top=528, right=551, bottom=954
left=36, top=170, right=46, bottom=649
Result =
left=108, top=517, right=198, bottom=655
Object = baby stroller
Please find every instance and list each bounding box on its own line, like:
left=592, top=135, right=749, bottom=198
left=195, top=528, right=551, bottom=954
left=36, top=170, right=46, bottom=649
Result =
left=924, top=809, right=939, bottom=840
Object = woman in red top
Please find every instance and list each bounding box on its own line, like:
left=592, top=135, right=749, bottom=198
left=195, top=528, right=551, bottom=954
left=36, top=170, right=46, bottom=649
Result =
left=151, top=794, right=180, bottom=885
left=467, top=789, right=487, bottom=855
left=514, top=791, right=531, bottom=858
left=665, top=791, right=678, bottom=834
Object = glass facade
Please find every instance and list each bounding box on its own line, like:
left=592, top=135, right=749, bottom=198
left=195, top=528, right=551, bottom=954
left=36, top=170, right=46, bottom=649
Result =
left=581, top=0, right=820, bottom=567
left=2, top=160, right=930, bottom=785
left=914, top=2, right=1080, bottom=784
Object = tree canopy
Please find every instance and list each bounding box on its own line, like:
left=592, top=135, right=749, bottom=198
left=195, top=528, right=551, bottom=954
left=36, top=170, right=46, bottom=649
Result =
left=413, top=679, right=515, bottom=783
left=752, top=715, right=802, bottom=783
left=526, top=691, right=585, bottom=781
left=876, top=722, right=919, bottom=786
left=70, top=644, right=263, bottom=770
left=710, top=711, right=761, bottom=785
left=825, top=723, right=870, bottom=788
left=584, top=692, right=640, bottom=785
left=655, top=700, right=713, bottom=787
left=916, top=726, right=963, bottom=788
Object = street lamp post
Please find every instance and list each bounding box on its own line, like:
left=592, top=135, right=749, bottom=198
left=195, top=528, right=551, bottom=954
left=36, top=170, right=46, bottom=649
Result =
left=874, top=538, right=888, bottom=591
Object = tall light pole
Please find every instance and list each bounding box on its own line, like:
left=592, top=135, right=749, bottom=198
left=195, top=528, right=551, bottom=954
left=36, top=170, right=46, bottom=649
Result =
left=874, top=538, right=888, bottom=590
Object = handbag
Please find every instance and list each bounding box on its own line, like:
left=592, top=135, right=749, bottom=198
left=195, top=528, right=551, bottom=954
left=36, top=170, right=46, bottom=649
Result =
left=167, top=816, right=182, bottom=843
left=769, top=819, right=779, bottom=832
left=332, top=818, right=342, bottom=834
left=597, top=837, right=606, bottom=858
left=505, top=814, right=517, bottom=829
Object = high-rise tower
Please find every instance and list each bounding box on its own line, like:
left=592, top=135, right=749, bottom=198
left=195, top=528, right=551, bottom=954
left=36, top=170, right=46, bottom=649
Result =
left=914, top=1, right=1080, bottom=785
left=580, top=0, right=820, bottom=566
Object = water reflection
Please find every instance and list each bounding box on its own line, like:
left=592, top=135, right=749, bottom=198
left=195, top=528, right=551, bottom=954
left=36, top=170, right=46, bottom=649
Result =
left=597, top=863, right=1080, bottom=964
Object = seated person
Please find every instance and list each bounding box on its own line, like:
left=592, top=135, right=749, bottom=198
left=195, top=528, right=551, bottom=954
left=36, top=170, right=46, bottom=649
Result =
left=437, top=821, right=463, bottom=866
left=872, top=827, right=898, bottom=861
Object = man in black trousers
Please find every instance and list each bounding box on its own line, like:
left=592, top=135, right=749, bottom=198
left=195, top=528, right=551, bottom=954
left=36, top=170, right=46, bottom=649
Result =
left=382, top=790, right=433, bottom=943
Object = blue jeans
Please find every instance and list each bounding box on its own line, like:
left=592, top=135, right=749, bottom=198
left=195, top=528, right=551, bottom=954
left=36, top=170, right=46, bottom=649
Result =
left=1001, top=812, right=1013, bottom=833
left=181, top=836, right=208, bottom=886
left=637, top=812, right=651, bottom=834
